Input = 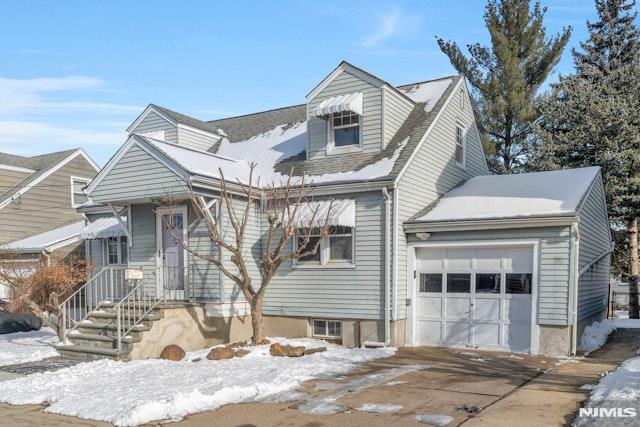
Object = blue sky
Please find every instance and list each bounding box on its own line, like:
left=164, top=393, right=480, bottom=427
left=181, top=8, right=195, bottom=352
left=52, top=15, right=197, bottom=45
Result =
left=0, top=0, right=606, bottom=165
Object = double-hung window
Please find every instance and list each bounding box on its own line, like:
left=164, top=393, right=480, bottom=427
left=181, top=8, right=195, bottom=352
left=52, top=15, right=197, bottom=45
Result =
left=104, top=236, right=128, bottom=265
left=455, top=124, right=466, bottom=167
left=330, top=111, right=360, bottom=149
left=296, top=226, right=354, bottom=266
left=71, top=177, right=90, bottom=207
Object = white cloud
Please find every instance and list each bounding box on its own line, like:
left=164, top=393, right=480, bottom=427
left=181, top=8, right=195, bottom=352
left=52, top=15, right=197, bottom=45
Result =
left=0, top=121, right=126, bottom=148
left=0, top=76, right=139, bottom=115
left=361, top=9, right=403, bottom=48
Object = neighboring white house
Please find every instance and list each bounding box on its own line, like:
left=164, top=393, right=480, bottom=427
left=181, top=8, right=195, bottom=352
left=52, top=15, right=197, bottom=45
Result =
left=60, top=61, right=612, bottom=360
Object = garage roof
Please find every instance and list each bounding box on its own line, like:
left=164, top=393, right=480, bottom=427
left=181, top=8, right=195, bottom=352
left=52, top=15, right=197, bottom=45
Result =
left=412, top=167, right=600, bottom=223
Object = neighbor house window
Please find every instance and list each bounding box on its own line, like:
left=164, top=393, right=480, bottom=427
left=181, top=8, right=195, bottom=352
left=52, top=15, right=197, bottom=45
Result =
left=71, top=177, right=90, bottom=207
left=104, top=236, right=128, bottom=265
left=296, top=226, right=354, bottom=266
left=313, top=319, right=342, bottom=338
left=330, top=111, right=360, bottom=148
left=455, top=124, right=466, bottom=167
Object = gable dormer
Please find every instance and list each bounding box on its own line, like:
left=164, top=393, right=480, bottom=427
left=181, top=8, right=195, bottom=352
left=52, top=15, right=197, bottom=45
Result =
left=127, top=104, right=222, bottom=152
left=306, top=62, right=414, bottom=160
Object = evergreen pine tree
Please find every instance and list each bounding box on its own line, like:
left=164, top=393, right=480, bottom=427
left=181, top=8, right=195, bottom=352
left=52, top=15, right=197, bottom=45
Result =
left=436, top=0, right=571, bottom=173
left=533, top=0, right=640, bottom=316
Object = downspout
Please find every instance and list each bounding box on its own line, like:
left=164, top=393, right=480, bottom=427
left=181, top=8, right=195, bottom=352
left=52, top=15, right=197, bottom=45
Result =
left=570, top=222, right=580, bottom=355
left=364, top=187, right=392, bottom=347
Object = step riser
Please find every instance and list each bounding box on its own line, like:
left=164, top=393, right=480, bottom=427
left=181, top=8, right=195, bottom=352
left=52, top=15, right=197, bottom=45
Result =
left=87, top=317, right=156, bottom=327
left=67, top=338, right=135, bottom=352
left=58, top=349, right=127, bottom=362
left=76, top=327, right=146, bottom=339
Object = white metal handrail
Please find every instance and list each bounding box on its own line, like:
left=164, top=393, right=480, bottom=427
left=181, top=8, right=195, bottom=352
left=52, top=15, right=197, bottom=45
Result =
left=59, top=266, right=127, bottom=344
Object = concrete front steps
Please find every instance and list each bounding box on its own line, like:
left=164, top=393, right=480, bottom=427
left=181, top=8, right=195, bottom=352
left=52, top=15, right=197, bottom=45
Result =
left=56, top=302, right=184, bottom=361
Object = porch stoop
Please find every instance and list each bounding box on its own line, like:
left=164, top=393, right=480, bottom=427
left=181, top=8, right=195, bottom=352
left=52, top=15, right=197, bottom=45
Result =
left=55, top=302, right=196, bottom=361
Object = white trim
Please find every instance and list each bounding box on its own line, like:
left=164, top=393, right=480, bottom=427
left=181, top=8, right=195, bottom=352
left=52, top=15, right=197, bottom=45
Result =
left=395, top=77, right=465, bottom=183
left=392, top=187, right=398, bottom=322
left=155, top=205, right=189, bottom=299
left=404, top=215, right=579, bottom=233
left=0, top=164, right=35, bottom=174
left=70, top=175, right=92, bottom=208
left=455, top=122, right=467, bottom=169
left=325, top=111, right=363, bottom=155
left=126, top=104, right=176, bottom=133
left=0, top=149, right=98, bottom=211
left=407, top=239, right=540, bottom=355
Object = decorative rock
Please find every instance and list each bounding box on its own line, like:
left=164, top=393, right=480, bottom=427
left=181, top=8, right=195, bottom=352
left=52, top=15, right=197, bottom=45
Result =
left=160, top=344, right=185, bottom=361
left=207, top=347, right=236, bottom=360
left=270, top=343, right=306, bottom=357
left=256, top=338, right=271, bottom=345
left=235, top=349, right=250, bottom=357
left=304, top=347, right=327, bottom=355
left=191, top=357, right=202, bottom=362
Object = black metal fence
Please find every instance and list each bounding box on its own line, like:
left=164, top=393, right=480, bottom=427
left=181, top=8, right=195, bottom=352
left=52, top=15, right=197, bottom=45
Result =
left=609, top=290, right=640, bottom=326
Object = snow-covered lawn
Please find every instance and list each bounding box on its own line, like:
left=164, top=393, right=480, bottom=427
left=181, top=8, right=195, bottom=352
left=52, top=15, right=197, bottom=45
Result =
left=0, top=328, right=59, bottom=367
left=0, top=338, right=395, bottom=426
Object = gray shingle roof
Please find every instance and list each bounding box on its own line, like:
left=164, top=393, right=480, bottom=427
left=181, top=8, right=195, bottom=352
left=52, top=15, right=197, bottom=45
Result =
left=0, top=149, right=79, bottom=203
left=151, top=104, right=222, bottom=135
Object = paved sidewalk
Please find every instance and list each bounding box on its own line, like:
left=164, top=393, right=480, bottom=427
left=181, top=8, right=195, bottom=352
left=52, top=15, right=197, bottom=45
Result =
left=0, top=330, right=637, bottom=426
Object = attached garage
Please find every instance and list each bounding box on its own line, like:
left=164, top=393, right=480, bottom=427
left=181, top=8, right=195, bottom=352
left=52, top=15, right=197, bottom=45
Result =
left=404, top=167, right=613, bottom=356
left=414, top=244, right=537, bottom=353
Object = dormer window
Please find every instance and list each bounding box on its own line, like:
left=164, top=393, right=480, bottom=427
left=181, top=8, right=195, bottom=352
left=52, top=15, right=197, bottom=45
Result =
left=331, top=111, right=360, bottom=148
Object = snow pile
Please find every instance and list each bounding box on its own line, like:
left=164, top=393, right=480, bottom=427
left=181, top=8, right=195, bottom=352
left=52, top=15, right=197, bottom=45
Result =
left=0, top=328, right=59, bottom=367
left=355, top=402, right=402, bottom=414
left=0, top=338, right=394, bottom=426
left=415, top=414, right=453, bottom=426
left=576, top=356, right=640, bottom=427
left=399, top=78, right=453, bottom=112
left=417, top=167, right=600, bottom=222
left=579, top=320, right=617, bottom=355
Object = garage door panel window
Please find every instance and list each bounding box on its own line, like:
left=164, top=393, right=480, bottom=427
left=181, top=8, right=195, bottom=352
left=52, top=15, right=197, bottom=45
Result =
left=447, top=273, right=471, bottom=293
left=420, top=273, right=442, bottom=293
left=505, top=273, right=532, bottom=294
left=475, top=273, right=501, bottom=294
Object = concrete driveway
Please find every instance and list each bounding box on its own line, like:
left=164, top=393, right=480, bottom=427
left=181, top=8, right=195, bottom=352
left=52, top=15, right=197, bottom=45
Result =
left=1, top=329, right=638, bottom=426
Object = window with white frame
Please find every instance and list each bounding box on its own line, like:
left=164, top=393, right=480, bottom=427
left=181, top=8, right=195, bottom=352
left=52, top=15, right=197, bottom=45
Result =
left=455, top=124, right=466, bottom=167
left=104, top=236, right=128, bottom=265
left=71, top=177, right=90, bottom=207
left=313, top=319, right=342, bottom=338
left=330, top=111, right=360, bottom=149
left=296, top=226, right=354, bottom=266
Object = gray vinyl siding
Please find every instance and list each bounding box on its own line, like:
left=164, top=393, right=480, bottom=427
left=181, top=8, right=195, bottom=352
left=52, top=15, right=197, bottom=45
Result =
left=219, top=198, right=263, bottom=302
left=84, top=212, right=112, bottom=270
left=178, top=127, right=219, bottom=152
left=395, top=84, right=488, bottom=319
left=130, top=111, right=177, bottom=143
left=0, top=155, right=98, bottom=244
left=189, top=204, right=222, bottom=301
left=128, top=204, right=157, bottom=294
left=408, top=226, right=573, bottom=325
left=263, top=191, right=386, bottom=319
left=576, top=175, right=612, bottom=321
left=90, top=144, right=186, bottom=203
left=0, top=169, right=30, bottom=193
left=383, top=86, right=414, bottom=147
left=307, top=71, right=382, bottom=159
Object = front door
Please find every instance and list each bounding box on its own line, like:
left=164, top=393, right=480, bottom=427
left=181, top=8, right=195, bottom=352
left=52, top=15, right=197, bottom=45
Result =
left=156, top=207, right=187, bottom=300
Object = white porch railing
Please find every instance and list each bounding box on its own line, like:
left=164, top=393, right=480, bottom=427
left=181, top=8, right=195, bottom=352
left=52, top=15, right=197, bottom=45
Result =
left=60, top=266, right=127, bottom=343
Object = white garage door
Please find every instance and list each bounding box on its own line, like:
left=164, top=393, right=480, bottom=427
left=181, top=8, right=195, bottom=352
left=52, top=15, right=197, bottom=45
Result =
left=415, top=246, right=534, bottom=352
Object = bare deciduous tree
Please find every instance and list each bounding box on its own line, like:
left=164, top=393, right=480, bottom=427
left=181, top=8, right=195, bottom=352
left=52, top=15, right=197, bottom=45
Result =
left=0, top=254, right=89, bottom=336
left=163, top=164, right=333, bottom=344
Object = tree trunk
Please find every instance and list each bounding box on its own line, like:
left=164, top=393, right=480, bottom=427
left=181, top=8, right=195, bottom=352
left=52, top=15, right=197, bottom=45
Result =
left=629, top=218, right=639, bottom=319
left=250, top=296, right=265, bottom=344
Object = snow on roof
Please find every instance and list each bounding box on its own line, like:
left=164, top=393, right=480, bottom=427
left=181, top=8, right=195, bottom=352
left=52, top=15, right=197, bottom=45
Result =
left=416, top=167, right=600, bottom=223
left=142, top=127, right=406, bottom=187
left=398, top=77, right=454, bottom=112
left=1, top=221, right=85, bottom=252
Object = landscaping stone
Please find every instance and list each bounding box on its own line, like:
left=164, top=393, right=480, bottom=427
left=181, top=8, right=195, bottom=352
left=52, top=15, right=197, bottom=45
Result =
left=270, top=343, right=305, bottom=357
left=191, top=357, right=202, bottom=362
left=207, top=347, right=236, bottom=360
left=160, top=345, right=185, bottom=361
left=235, top=349, right=250, bottom=357
left=304, top=347, right=327, bottom=355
